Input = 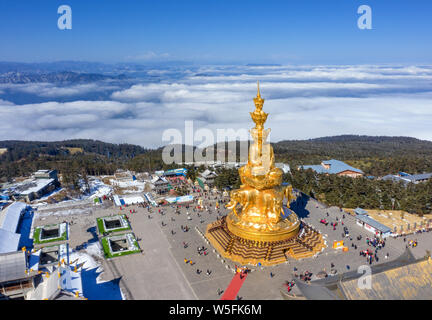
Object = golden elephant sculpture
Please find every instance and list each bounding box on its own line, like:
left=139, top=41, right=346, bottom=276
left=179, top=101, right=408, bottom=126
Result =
left=226, top=185, right=296, bottom=227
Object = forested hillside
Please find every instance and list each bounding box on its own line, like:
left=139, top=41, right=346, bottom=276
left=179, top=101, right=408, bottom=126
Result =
left=273, top=135, right=432, bottom=176
left=1, top=135, right=432, bottom=213
left=2, top=135, right=432, bottom=182
left=0, top=139, right=150, bottom=182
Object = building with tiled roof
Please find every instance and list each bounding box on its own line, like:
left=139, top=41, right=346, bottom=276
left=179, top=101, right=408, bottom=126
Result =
left=381, top=172, right=432, bottom=185
left=300, top=159, right=364, bottom=177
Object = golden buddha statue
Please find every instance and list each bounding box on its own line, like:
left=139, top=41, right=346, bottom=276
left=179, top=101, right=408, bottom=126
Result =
left=205, top=82, right=326, bottom=266
left=225, top=82, right=300, bottom=241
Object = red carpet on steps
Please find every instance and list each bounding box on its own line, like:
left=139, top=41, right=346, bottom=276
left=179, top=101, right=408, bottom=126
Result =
left=221, top=272, right=248, bottom=300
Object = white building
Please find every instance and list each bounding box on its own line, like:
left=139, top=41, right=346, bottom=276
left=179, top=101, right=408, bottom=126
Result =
left=0, top=202, right=27, bottom=253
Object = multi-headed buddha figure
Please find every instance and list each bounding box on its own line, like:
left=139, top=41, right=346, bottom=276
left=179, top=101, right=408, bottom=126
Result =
left=226, top=83, right=299, bottom=237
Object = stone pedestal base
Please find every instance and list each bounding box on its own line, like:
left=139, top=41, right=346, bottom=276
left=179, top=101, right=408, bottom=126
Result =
left=206, top=216, right=326, bottom=266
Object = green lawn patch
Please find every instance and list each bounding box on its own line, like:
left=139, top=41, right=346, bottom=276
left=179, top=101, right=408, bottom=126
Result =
left=33, top=223, right=68, bottom=244
left=100, top=233, right=141, bottom=258
left=96, top=214, right=131, bottom=235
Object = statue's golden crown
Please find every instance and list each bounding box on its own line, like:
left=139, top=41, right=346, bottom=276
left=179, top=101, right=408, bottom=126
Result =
left=250, top=110, right=268, bottom=128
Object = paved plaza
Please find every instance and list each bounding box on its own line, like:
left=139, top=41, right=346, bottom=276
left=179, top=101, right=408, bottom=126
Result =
left=31, top=189, right=432, bottom=300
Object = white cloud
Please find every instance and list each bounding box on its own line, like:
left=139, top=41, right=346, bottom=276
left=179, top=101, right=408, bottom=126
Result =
left=1, top=65, right=432, bottom=147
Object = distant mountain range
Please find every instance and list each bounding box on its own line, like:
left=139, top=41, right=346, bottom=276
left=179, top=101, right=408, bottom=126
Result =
left=0, top=60, right=196, bottom=75
left=274, top=135, right=432, bottom=157
left=0, top=71, right=127, bottom=84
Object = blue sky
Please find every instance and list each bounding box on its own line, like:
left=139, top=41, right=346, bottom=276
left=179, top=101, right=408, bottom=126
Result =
left=0, top=0, right=431, bottom=64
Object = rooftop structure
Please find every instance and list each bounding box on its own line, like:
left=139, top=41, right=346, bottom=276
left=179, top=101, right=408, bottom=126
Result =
left=355, top=214, right=392, bottom=237
left=34, top=169, right=58, bottom=180
left=165, top=195, right=194, bottom=204
left=113, top=194, right=145, bottom=206
left=6, top=172, right=60, bottom=203
left=354, top=207, right=368, bottom=215
left=0, top=202, right=27, bottom=253
left=300, top=159, right=364, bottom=177
left=0, top=202, right=27, bottom=233
left=381, top=172, right=432, bottom=185
left=0, top=251, right=28, bottom=283
left=151, top=176, right=170, bottom=194
left=200, top=169, right=218, bottom=185
left=0, top=251, right=37, bottom=299
left=163, top=168, right=187, bottom=177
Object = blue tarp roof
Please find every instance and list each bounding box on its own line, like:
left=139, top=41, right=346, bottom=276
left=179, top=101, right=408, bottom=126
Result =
left=164, top=168, right=187, bottom=176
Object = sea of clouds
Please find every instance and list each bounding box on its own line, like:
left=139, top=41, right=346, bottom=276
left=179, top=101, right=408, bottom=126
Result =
left=1, top=64, right=432, bottom=148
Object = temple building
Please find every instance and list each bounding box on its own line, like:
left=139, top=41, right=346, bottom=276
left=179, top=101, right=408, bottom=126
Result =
left=199, top=169, right=218, bottom=186
left=300, top=159, right=364, bottom=177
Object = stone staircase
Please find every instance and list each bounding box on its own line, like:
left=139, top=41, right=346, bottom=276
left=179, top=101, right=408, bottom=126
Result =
left=206, top=217, right=326, bottom=266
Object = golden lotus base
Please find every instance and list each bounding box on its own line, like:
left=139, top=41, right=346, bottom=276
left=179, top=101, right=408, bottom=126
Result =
left=206, top=216, right=326, bottom=266
left=226, top=211, right=300, bottom=242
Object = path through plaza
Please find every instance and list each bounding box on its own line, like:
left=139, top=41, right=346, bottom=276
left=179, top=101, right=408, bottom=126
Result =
left=221, top=272, right=248, bottom=300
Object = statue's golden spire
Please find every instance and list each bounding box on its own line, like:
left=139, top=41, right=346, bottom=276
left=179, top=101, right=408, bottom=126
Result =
left=251, top=81, right=267, bottom=130
left=257, top=80, right=261, bottom=98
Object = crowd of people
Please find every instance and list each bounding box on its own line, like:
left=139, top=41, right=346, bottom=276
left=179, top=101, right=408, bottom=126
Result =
left=407, top=239, right=418, bottom=248
left=151, top=186, right=230, bottom=295
left=366, top=237, right=386, bottom=249
left=360, top=249, right=377, bottom=264
left=284, top=280, right=296, bottom=292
